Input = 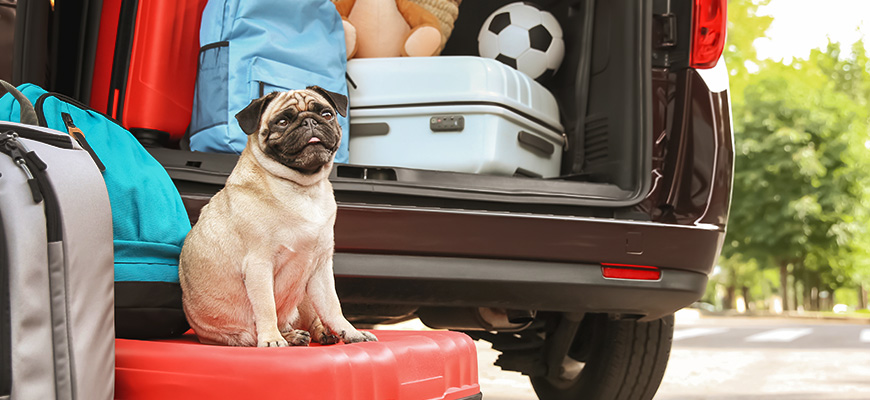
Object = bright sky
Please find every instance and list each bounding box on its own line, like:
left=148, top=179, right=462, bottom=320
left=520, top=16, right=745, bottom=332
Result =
left=754, top=0, right=870, bottom=61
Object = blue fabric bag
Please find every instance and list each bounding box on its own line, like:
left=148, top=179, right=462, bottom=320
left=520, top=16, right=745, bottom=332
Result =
left=189, top=0, right=350, bottom=162
left=0, top=83, right=192, bottom=339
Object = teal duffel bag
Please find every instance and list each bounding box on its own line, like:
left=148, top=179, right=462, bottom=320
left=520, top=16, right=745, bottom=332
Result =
left=0, top=83, right=192, bottom=339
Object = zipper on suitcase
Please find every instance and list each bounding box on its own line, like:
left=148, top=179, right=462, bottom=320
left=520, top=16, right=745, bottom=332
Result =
left=10, top=127, right=74, bottom=149
left=0, top=131, right=44, bottom=203
left=61, top=113, right=106, bottom=171
left=0, top=131, right=61, bottom=241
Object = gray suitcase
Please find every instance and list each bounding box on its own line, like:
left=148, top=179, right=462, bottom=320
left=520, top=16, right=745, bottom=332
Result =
left=0, top=83, right=114, bottom=400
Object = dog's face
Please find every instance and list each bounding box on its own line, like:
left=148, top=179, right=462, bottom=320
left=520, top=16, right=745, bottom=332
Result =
left=235, top=86, right=348, bottom=175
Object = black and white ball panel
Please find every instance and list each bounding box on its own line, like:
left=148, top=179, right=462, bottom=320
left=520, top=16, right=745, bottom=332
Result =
left=488, top=12, right=512, bottom=34
left=528, top=25, right=552, bottom=52
left=495, top=54, right=518, bottom=70
left=477, top=2, right=565, bottom=81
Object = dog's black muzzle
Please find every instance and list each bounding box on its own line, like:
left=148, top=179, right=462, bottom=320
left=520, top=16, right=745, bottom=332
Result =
left=263, top=111, right=340, bottom=174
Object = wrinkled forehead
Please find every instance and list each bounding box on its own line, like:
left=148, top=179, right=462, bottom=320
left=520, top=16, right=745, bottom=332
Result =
left=262, top=90, right=329, bottom=118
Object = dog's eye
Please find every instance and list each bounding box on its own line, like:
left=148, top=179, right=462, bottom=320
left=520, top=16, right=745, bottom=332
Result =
left=320, top=110, right=334, bottom=121
left=275, top=119, right=289, bottom=128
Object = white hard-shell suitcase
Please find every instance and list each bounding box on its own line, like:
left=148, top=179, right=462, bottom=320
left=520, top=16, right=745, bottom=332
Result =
left=0, top=82, right=115, bottom=400
left=347, top=56, right=565, bottom=178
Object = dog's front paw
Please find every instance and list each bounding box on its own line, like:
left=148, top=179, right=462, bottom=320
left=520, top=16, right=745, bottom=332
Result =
left=281, top=329, right=311, bottom=346
left=340, top=329, right=378, bottom=344
left=258, top=331, right=289, bottom=348
left=318, top=330, right=341, bottom=345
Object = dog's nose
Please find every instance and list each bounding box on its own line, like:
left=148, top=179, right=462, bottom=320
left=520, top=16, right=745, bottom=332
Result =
left=302, top=118, right=318, bottom=128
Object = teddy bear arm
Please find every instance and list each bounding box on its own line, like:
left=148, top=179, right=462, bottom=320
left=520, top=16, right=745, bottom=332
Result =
left=332, top=0, right=356, bottom=18
left=394, top=0, right=441, bottom=29
left=401, top=26, right=441, bottom=56
left=342, top=19, right=358, bottom=59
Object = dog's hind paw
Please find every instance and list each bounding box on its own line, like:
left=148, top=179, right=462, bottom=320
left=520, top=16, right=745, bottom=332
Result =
left=281, top=329, right=311, bottom=346
left=340, top=330, right=378, bottom=344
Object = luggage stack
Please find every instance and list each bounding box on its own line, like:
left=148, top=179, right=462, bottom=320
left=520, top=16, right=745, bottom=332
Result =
left=86, top=0, right=566, bottom=178
left=4, top=81, right=193, bottom=341
left=0, top=82, right=115, bottom=400
left=4, top=0, right=544, bottom=397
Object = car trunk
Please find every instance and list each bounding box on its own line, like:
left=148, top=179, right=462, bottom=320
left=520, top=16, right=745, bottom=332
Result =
left=330, top=0, right=654, bottom=209
left=12, top=0, right=678, bottom=213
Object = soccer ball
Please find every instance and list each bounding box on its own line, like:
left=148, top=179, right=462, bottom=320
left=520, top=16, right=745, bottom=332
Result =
left=478, top=2, right=565, bottom=81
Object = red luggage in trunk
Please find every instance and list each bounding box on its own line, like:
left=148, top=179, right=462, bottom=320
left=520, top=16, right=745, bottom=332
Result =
left=90, top=0, right=207, bottom=145
left=114, top=330, right=482, bottom=400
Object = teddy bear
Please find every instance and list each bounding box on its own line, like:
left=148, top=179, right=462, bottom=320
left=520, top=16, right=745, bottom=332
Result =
left=407, top=0, right=462, bottom=50
left=332, top=0, right=444, bottom=58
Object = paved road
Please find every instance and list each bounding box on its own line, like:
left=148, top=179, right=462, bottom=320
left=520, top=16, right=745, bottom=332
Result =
left=475, top=314, right=870, bottom=400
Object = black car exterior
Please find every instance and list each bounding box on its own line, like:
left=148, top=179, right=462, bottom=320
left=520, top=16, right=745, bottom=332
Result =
left=12, top=0, right=732, bottom=398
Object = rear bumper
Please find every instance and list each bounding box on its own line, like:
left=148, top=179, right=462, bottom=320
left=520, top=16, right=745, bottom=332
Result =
left=334, top=203, right=725, bottom=277
left=334, top=253, right=708, bottom=321
left=330, top=203, right=722, bottom=320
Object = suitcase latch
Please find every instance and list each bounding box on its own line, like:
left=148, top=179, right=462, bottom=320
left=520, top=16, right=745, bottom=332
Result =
left=430, top=115, right=465, bottom=132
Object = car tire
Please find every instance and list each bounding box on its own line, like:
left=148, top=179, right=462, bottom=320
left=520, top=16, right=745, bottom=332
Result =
left=529, top=314, right=674, bottom=400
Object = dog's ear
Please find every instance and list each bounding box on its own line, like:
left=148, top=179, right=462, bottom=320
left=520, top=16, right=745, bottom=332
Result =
left=235, top=92, right=279, bottom=135
left=307, top=85, right=347, bottom=118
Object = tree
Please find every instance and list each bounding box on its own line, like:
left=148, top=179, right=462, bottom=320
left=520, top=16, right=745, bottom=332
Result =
left=721, top=1, right=870, bottom=311
left=724, top=0, right=772, bottom=105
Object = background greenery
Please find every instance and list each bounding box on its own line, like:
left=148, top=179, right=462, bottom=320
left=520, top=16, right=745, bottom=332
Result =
left=705, top=0, right=870, bottom=312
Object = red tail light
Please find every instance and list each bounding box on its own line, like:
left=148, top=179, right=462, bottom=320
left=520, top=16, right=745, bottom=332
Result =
left=690, top=0, right=727, bottom=69
left=601, top=263, right=662, bottom=281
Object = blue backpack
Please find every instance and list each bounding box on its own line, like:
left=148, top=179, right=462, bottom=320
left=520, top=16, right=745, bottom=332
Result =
left=188, top=0, right=350, bottom=162
left=0, top=83, right=192, bottom=339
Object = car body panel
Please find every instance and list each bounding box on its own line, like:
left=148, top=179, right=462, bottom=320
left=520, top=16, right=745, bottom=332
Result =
left=639, top=67, right=734, bottom=230
left=332, top=253, right=708, bottom=321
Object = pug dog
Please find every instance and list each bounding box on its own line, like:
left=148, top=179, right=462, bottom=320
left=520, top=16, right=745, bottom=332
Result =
left=179, top=86, right=377, bottom=347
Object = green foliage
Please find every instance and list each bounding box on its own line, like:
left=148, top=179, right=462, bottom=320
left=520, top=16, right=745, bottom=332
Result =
left=834, top=287, right=858, bottom=307
left=724, top=0, right=772, bottom=104
left=726, top=55, right=867, bottom=263
left=718, top=0, right=870, bottom=309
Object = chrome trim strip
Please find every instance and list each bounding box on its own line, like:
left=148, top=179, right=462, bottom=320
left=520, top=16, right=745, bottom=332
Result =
left=337, top=203, right=722, bottom=231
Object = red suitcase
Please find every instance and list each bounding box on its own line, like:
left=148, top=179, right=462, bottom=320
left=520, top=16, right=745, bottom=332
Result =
left=115, top=330, right=482, bottom=400
left=90, top=0, right=207, bottom=145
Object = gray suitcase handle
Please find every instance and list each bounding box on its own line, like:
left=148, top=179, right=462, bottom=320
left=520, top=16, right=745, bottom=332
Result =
left=0, top=79, right=39, bottom=126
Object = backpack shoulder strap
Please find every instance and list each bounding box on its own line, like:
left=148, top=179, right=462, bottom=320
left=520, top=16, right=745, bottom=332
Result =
left=0, top=80, right=38, bottom=126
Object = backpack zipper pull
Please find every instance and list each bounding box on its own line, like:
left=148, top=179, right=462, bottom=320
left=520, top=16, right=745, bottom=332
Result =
left=61, top=113, right=106, bottom=172
left=15, top=158, right=43, bottom=203
left=13, top=136, right=48, bottom=172
left=0, top=132, right=44, bottom=203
